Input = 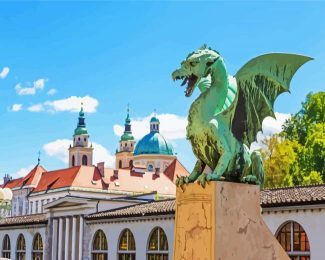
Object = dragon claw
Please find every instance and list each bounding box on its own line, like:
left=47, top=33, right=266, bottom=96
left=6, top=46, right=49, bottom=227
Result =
left=206, top=173, right=225, bottom=182
left=197, top=173, right=208, bottom=188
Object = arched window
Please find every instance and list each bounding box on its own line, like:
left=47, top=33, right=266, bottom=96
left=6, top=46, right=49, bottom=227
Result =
left=129, top=160, right=133, bottom=168
left=32, top=233, right=43, bottom=260
left=72, top=155, right=75, bottom=167
left=147, top=227, right=168, bottom=260
left=16, top=234, right=26, bottom=260
left=118, top=229, right=136, bottom=260
left=82, top=155, right=88, bottom=165
left=148, top=164, right=154, bottom=172
left=276, top=221, right=310, bottom=259
left=2, top=234, right=10, bottom=259
left=92, top=230, right=108, bottom=260
left=119, top=160, right=122, bottom=169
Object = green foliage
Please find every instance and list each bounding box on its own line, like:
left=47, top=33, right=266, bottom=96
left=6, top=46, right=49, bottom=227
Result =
left=263, top=92, right=325, bottom=188
left=262, top=135, right=301, bottom=188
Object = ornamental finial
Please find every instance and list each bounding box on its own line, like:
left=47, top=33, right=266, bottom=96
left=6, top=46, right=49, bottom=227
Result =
left=37, top=151, right=41, bottom=165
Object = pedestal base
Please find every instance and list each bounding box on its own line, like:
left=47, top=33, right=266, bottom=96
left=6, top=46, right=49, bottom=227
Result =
left=173, top=182, right=290, bottom=260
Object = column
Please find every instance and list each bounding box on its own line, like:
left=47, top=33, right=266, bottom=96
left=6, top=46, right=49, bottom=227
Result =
left=58, top=218, right=63, bottom=260
left=65, top=217, right=70, bottom=260
left=78, top=216, right=84, bottom=260
left=52, top=219, right=58, bottom=260
left=71, top=216, right=77, bottom=260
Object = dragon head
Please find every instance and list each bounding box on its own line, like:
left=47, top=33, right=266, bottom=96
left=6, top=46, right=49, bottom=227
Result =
left=172, top=44, right=220, bottom=97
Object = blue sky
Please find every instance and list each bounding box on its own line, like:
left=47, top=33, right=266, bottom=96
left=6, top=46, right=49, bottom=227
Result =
left=0, top=2, right=324, bottom=180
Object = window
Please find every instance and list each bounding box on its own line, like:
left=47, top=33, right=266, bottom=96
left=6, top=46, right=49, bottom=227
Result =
left=119, top=160, right=122, bottom=169
left=2, top=234, right=10, bottom=259
left=16, top=234, right=26, bottom=260
left=72, top=155, right=75, bottom=167
left=118, top=229, right=136, bottom=260
left=129, top=160, right=133, bottom=168
left=92, top=230, right=108, bottom=260
left=30, top=201, right=33, bottom=214
left=147, top=227, right=168, bottom=260
left=148, top=164, right=154, bottom=172
left=84, top=137, right=87, bottom=142
left=82, top=155, right=88, bottom=165
left=276, top=221, right=310, bottom=260
left=35, top=201, right=39, bottom=213
left=32, top=233, right=43, bottom=260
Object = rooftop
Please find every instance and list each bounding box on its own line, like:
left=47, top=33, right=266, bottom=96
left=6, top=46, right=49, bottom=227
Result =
left=0, top=214, right=47, bottom=227
left=87, top=184, right=325, bottom=220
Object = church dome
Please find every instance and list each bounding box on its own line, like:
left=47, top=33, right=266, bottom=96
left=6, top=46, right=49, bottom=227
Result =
left=133, top=131, right=173, bottom=156
left=133, top=115, right=173, bottom=156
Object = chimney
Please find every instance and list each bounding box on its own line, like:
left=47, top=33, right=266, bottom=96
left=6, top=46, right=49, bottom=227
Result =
left=114, top=170, right=119, bottom=179
left=3, top=174, right=12, bottom=186
left=97, top=162, right=105, bottom=177
left=155, top=168, right=160, bottom=177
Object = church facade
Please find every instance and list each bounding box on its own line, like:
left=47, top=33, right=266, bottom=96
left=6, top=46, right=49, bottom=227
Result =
left=0, top=108, right=322, bottom=260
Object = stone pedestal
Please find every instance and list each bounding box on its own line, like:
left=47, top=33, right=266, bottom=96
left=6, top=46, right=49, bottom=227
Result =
left=173, top=182, right=290, bottom=260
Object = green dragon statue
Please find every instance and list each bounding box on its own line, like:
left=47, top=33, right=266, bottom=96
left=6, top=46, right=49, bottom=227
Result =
left=172, top=45, right=312, bottom=187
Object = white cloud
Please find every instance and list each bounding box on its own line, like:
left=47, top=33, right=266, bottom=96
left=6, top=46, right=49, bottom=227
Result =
left=47, top=88, right=57, bottom=95
left=25, top=96, right=99, bottom=114
left=11, top=165, right=34, bottom=179
left=250, top=112, right=290, bottom=151
left=28, top=104, right=44, bottom=112
left=43, top=139, right=70, bottom=164
left=43, top=139, right=114, bottom=167
left=10, top=104, right=23, bottom=112
left=113, top=113, right=187, bottom=140
left=34, top=79, right=46, bottom=90
left=15, top=78, right=47, bottom=95
left=0, top=67, right=10, bottom=79
left=15, top=83, right=36, bottom=95
left=44, top=95, right=99, bottom=113
left=92, top=143, right=115, bottom=167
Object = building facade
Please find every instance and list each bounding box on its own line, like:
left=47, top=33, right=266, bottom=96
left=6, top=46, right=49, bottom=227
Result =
left=0, top=108, right=322, bottom=260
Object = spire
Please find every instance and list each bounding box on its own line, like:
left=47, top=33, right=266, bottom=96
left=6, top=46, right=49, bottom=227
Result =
left=150, top=110, right=160, bottom=133
left=74, top=103, right=88, bottom=136
left=120, top=104, right=134, bottom=141
left=125, top=103, right=131, bottom=125
left=37, top=151, right=41, bottom=165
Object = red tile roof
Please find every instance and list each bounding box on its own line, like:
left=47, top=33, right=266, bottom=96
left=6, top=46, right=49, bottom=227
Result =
left=2, top=161, right=189, bottom=196
left=163, top=159, right=189, bottom=182
left=33, top=166, right=81, bottom=193
left=0, top=214, right=47, bottom=227
left=86, top=199, right=175, bottom=220
left=261, top=184, right=325, bottom=207
left=2, top=165, right=46, bottom=190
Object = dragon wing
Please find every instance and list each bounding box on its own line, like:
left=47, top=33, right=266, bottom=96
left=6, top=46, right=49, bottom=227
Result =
left=229, top=53, right=312, bottom=147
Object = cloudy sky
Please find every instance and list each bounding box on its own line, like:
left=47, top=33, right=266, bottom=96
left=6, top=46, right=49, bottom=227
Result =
left=0, top=2, right=324, bottom=180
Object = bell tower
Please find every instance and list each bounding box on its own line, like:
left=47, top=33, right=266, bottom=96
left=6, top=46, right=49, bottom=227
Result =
left=115, top=105, right=135, bottom=169
left=69, top=104, right=94, bottom=167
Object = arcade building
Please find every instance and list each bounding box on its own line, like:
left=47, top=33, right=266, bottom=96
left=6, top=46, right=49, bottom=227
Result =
left=0, top=108, right=323, bottom=260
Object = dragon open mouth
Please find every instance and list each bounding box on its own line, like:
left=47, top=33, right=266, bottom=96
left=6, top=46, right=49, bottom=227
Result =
left=175, top=74, right=198, bottom=97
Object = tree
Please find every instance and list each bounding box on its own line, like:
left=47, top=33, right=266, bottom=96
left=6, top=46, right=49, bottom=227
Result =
left=282, top=92, right=325, bottom=180
left=262, top=135, right=301, bottom=188
left=263, top=92, right=324, bottom=187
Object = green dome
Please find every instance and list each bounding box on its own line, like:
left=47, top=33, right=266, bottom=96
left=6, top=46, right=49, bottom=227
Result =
left=150, top=116, right=159, bottom=123
left=134, top=132, right=173, bottom=156
left=74, top=127, right=88, bottom=136
left=121, top=132, right=134, bottom=141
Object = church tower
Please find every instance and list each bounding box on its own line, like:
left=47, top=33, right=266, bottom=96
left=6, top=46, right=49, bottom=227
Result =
left=115, top=105, right=135, bottom=169
left=69, top=105, right=94, bottom=167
